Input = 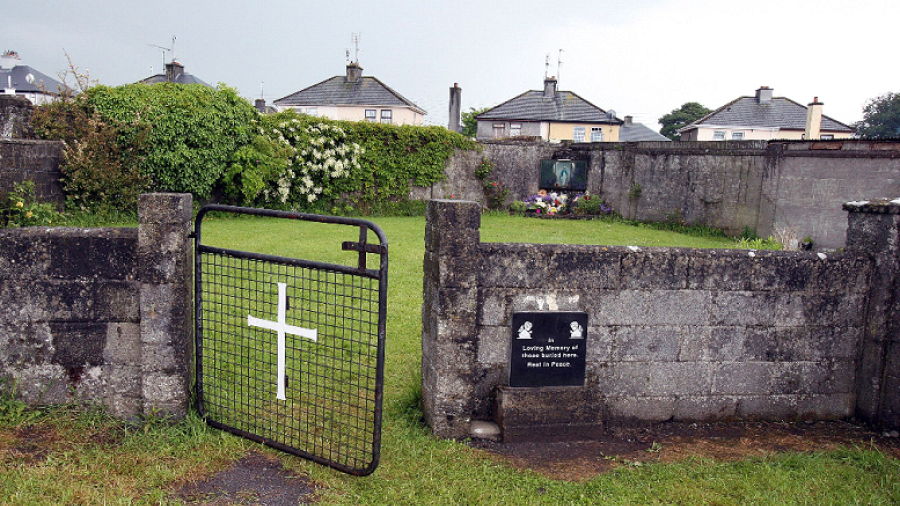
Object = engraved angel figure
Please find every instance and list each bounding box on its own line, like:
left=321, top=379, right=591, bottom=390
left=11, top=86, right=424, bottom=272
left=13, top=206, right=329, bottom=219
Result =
left=569, top=321, right=583, bottom=339
left=517, top=321, right=533, bottom=339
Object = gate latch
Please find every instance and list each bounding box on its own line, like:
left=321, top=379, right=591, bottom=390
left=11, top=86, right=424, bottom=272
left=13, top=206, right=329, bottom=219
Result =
left=341, top=241, right=387, bottom=255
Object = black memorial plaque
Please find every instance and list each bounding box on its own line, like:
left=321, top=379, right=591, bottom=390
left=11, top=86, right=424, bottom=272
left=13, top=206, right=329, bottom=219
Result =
left=509, top=312, right=588, bottom=387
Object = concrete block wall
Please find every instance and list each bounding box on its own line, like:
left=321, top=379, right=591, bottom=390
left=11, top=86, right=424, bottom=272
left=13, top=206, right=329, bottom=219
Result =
left=0, top=193, right=193, bottom=419
left=422, top=199, right=900, bottom=441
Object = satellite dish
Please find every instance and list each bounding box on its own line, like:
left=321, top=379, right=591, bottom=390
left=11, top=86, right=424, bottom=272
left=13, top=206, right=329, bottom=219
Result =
left=26, top=74, right=34, bottom=84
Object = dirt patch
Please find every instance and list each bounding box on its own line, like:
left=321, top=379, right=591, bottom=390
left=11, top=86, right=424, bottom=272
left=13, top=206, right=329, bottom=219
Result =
left=470, top=420, right=900, bottom=481
left=173, top=451, right=317, bottom=505
left=2, top=425, right=59, bottom=464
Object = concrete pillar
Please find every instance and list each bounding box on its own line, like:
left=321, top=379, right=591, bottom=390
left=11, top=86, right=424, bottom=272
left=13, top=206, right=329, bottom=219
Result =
left=844, top=199, right=900, bottom=430
left=448, top=84, right=462, bottom=133
left=421, top=199, right=481, bottom=438
left=137, top=193, right=193, bottom=419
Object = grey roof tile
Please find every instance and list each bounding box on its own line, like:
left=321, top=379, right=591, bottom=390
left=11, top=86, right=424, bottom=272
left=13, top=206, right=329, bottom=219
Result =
left=274, top=76, right=426, bottom=115
left=476, top=90, right=620, bottom=124
left=685, top=96, right=853, bottom=132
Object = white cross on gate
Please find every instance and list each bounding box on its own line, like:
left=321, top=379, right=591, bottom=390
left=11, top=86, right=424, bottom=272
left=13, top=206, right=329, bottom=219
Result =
left=247, top=282, right=318, bottom=400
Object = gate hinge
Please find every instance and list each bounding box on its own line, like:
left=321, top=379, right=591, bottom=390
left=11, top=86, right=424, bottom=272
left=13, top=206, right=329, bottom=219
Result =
left=341, top=241, right=386, bottom=255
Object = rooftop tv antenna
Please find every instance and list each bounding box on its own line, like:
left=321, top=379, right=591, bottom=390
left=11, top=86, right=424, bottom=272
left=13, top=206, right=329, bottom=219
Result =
left=351, top=33, right=360, bottom=64
left=149, top=36, right=176, bottom=67
left=557, top=49, right=564, bottom=84
left=544, top=54, right=550, bottom=79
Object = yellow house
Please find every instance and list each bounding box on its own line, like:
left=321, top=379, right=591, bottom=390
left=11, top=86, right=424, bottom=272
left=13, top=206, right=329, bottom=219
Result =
left=678, top=87, right=855, bottom=141
left=475, top=78, right=622, bottom=142
left=273, top=63, right=426, bottom=126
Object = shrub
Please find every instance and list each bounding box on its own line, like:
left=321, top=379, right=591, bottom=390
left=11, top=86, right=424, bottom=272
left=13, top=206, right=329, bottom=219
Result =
left=246, top=112, right=477, bottom=213
left=474, top=158, right=508, bottom=210
left=1, top=180, right=64, bottom=228
left=571, top=193, right=613, bottom=215
left=33, top=83, right=258, bottom=210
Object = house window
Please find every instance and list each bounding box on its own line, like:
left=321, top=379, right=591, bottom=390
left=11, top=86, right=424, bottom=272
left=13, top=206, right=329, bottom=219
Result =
left=820, top=134, right=834, bottom=140
left=713, top=131, right=726, bottom=140
left=510, top=123, right=521, bottom=137
left=493, top=123, right=505, bottom=138
left=380, top=110, right=392, bottom=124
left=365, top=109, right=377, bottom=121
left=573, top=126, right=586, bottom=142
left=731, top=131, right=744, bottom=140
left=590, top=127, right=603, bottom=142
left=307, top=107, right=318, bottom=117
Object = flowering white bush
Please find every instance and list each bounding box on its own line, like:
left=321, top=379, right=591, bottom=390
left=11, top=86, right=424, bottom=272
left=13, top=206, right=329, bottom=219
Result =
left=261, top=117, right=363, bottom=206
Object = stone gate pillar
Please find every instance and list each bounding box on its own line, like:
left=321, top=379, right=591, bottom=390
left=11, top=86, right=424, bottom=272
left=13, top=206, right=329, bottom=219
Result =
left=137, top=193, right=193, bottom=419
left=421, top=199, right=482, bottom=439
left=844, top=199, right=900, bottom=429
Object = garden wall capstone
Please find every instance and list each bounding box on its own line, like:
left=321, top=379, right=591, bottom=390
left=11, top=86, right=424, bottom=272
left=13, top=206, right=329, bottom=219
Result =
left=0, top=193, right=193, bottom=420
left=421, top=199, right=900, bottom=442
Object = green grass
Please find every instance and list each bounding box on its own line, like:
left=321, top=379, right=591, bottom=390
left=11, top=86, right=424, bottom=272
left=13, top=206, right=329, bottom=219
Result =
left=0, top=214, right=895, bottom=505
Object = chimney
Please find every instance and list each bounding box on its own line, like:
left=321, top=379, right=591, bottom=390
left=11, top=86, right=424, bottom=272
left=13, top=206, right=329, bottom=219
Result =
left=346, top=62, right=363, bottom=83
left=543, top=77, right=557, bottom=99
left=1, top=50, right=22, bottom=70
left=165, top=61, right=185, bottom=82
left=254, top=98, right=266, bottom=113
left=805, top=96, right=824, bottom=140
left=624, top=115, right=633, bottom=127
left=756, top=86, right=773, bottom=104
left=448, top=83, right=462, bottom=133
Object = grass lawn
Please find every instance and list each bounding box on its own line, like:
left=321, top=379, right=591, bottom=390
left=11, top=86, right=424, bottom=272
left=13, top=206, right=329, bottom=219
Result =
left=1, top=214, right=898, bottom=505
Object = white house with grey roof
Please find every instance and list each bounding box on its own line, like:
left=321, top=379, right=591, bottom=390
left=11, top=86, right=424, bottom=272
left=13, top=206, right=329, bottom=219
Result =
left=475, top=77, right=623, bottom=142
left=1, top=51, right=64, bottom=105
left=678, top=87, right=854, bottom=141
left=273, top=63, right=426, bottom=126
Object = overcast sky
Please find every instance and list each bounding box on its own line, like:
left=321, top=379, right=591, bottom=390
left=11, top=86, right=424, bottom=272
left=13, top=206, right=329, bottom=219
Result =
left=6, top=0, right=898, bottom=129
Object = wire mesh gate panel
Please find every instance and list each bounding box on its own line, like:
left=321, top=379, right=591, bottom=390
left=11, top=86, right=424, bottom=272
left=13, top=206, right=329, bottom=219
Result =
left=194, top=205, right=388, bottom=476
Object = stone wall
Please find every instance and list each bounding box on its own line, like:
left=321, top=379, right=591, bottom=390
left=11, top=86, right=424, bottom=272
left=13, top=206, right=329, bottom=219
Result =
left=0, top=193, right=193, bottom=419
left=0, top=139, right=65, bottom=207
left=0, top=95, right=36, bottom=140
left=437, top=140, right=900, bottom=250
left=422, top=199, right=899, bottom=441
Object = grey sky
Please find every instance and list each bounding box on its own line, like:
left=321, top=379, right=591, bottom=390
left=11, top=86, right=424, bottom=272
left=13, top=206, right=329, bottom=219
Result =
left=6, top=0, right=898, bottom=129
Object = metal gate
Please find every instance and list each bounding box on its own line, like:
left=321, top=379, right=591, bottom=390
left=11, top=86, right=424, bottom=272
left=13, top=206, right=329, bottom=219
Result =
left=194, top=205, right=387, bottom=476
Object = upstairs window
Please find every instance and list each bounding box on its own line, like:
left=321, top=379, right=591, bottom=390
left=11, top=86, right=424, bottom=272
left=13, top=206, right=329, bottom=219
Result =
left=573, top=126, right=586, bottom=142
left=493, top=123, right=505, bottom=138
left=307, top=107, right=318, bottom=117
left=380, top=109, right=392, bottom=124
left=365, top=109, right=377, bottom=121
left=731, top=131, right=744, bottom=140
left=510, top=123, right=522, bottom=137
left=820, top=134, right=834, bottom=140
left=713, top=131, right=726, bottom=140
left=590, top=127, right=603, bottom=142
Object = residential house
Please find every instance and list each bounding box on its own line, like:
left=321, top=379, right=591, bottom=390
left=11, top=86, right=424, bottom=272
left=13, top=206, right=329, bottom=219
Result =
left=273, top=63, right=426, bottom=126
left=619, top=115, right=670, bottom=142
left=678, top=87, right=854, bottom=141
left=138, top=60, right=212, bottom=87
left=0, top=51, right=64, bottom=105
left=475, top=77, right=622, bottom=142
